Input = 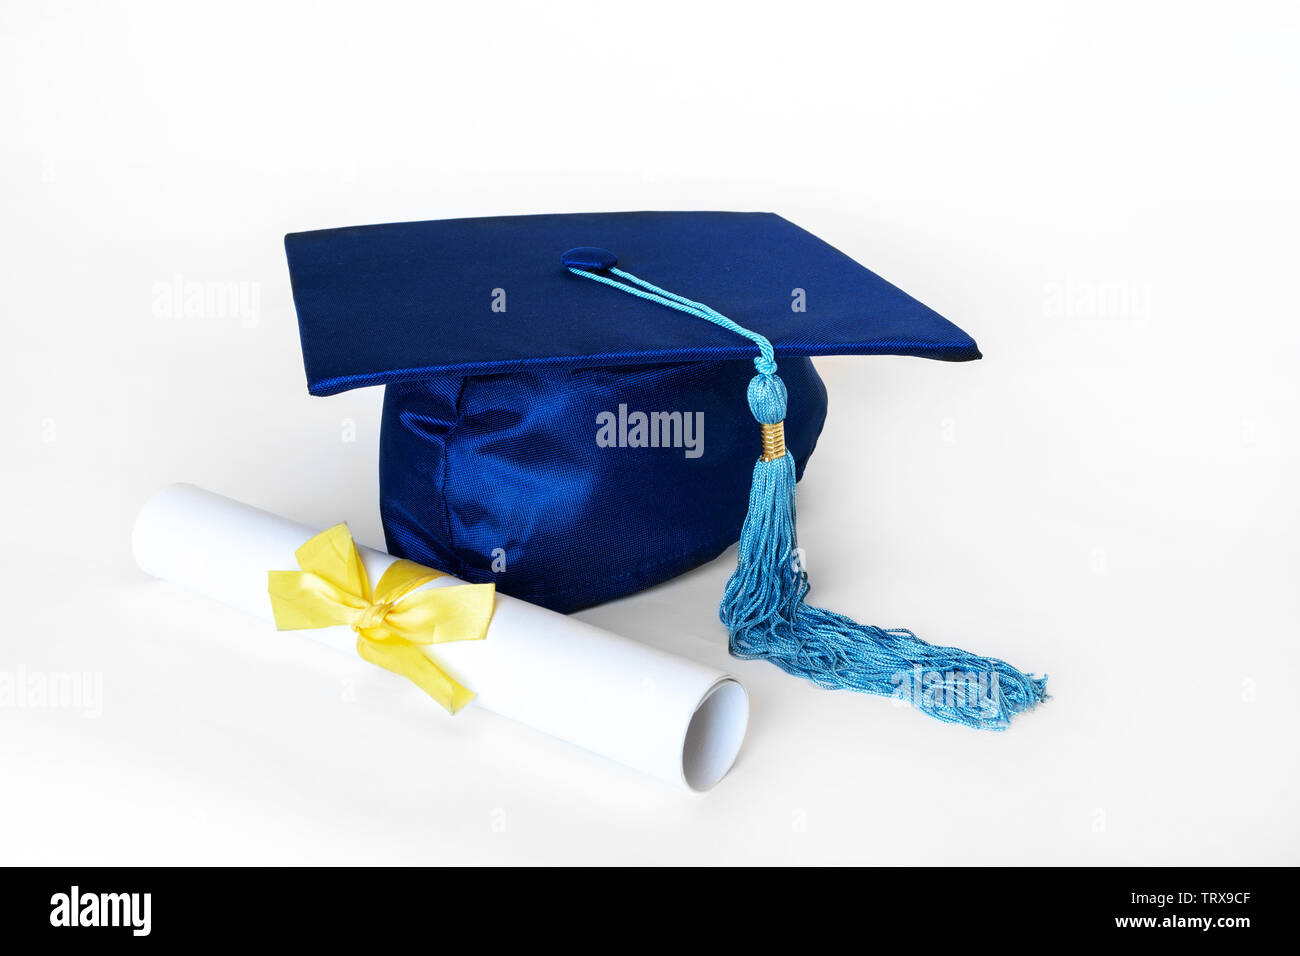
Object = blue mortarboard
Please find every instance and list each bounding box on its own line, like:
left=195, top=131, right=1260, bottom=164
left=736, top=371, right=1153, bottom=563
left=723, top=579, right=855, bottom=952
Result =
left=285, top=211, right=1046, bottom=728
left=288, top=211, right=979, bottom=396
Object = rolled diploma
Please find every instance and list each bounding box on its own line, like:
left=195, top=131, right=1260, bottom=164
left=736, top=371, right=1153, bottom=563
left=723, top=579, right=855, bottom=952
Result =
left=132, top=484, right=747, bottom=791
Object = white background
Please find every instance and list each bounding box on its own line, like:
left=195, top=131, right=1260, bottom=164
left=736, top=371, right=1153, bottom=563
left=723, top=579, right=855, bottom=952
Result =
left=3, top=0, right=1297, bottom=865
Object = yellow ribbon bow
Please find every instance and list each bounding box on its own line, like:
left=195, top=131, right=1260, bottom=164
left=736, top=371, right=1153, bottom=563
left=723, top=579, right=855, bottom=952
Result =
left=267, top=524, right=494, bottom=714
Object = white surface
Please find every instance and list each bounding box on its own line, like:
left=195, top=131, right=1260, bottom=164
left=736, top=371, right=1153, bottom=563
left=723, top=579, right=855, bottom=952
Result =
left=132, top=484, right=748, bottom=791
left=1, top=0, right=1297, bottom=864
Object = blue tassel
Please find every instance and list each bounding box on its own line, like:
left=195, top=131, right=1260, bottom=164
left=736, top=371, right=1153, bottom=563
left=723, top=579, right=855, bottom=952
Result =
left=723, top=371, right=1047, bottom=729
left=564, top=252, right=1048, bottom=729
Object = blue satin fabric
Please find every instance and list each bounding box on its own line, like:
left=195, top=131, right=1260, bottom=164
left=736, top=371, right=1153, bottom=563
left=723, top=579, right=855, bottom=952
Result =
left=380, top=358, right=827, bottom=613
left=284, top=211, right=982, bottom=613
left=285, top=212, right=980, bottom=396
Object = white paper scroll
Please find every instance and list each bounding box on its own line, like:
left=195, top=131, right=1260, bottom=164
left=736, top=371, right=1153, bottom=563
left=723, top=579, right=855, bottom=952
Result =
left=132, top=484, right=748, bottom=791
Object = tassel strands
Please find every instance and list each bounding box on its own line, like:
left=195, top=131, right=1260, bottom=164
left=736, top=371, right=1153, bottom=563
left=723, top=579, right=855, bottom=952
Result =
left=563, top=248, right=1048, bottom=729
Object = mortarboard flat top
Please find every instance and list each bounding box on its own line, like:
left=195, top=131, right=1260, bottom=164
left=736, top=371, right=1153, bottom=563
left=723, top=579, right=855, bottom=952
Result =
left=284, top=211, right=980, bottom=396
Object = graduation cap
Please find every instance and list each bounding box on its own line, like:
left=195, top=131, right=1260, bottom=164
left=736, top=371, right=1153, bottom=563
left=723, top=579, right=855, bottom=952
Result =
left=285, top=211, right=1046, bottom=728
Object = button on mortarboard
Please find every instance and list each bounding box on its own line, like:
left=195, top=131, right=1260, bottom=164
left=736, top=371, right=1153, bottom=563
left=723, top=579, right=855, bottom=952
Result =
left=561, top=246, right=618, bottom=271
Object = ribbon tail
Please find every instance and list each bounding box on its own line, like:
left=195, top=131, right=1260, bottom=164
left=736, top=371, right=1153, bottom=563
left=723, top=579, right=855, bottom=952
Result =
left=356, top=637, right=475, bottom=715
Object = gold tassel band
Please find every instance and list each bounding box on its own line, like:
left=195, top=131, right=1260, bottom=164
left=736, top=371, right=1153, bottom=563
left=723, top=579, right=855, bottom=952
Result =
left=759, top=421, right=787, bottom=462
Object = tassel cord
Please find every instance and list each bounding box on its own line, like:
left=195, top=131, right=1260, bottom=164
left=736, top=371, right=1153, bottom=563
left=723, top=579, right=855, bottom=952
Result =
left=567, top=259, right=1048, bottom=729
